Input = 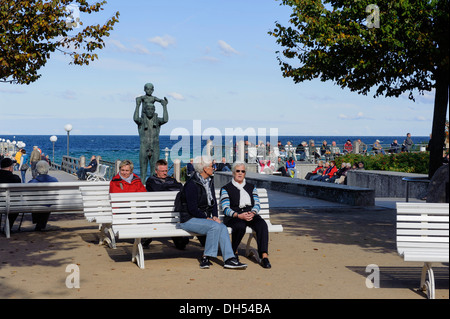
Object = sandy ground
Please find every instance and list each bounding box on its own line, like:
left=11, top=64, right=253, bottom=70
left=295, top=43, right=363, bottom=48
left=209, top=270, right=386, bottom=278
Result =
left=1, top=204, right=448, bottom=304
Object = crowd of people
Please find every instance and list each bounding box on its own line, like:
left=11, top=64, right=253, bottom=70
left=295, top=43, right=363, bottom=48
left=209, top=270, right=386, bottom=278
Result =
left=0, top=145, right=53, bottom=183
left=238, top=133, right=420, bottom=165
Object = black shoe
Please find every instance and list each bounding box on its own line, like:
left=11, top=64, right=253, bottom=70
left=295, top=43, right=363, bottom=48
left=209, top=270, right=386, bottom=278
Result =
left=200, top=256, right=212, bottom=269
left=224, top=257, right=247, bottom=269
left=261, top=257, right=271, bottom=269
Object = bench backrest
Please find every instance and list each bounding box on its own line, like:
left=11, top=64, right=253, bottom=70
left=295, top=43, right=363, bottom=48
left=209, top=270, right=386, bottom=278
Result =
left=0, top=181, right=111, bottom=214
left=396, top=202, right=449, bottom=252
left=109, top=188, right=271, bottom=227
left=80, top=185, right=111, bottom=222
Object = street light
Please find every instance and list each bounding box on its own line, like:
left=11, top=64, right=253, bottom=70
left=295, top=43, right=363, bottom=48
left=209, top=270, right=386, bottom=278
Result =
left=50, top=135, right=58, bottom=163
left=64, top=124, right=72, bottom=156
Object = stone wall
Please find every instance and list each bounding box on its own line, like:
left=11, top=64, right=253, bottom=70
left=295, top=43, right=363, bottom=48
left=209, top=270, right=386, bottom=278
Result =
left=346, top=170, right=429, bottom=198
left=214, top=171, right=375, bottom=206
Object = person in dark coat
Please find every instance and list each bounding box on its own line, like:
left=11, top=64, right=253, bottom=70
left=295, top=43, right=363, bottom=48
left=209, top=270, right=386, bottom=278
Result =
left=0, top=158, right=21, bottom=231
left=145, top=159, right=182, bottom=192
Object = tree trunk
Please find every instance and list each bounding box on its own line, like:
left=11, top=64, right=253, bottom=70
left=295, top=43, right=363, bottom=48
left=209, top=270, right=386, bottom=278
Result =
left=428, top=69, right=449, bottom=179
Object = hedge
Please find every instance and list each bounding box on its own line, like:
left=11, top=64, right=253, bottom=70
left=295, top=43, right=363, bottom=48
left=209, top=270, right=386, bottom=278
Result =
left=334, top=152, right=429, bottom=174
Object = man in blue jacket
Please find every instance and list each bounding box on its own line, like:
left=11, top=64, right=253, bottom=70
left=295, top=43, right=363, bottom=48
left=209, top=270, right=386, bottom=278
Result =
left=29, top=160, right=58, bottom=230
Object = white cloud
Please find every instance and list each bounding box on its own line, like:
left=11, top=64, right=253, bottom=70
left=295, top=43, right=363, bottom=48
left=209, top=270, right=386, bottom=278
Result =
left=167, top=92, right=186, bottom=101
left=218, top=40, right=239, bottom=56
left=107, top=39, right=151, bottom=55
left=339, top=112, right=373, bottom=120
left=148, top=35, right=176, bottom=49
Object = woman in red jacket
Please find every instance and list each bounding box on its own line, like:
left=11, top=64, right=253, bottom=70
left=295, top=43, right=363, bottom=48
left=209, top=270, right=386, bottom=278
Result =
left=109, top=159, right=147, bottom=193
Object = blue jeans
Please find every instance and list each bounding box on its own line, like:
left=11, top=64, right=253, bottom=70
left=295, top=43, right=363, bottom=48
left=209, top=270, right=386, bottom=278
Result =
left=180, top=217, right=235, bottom=261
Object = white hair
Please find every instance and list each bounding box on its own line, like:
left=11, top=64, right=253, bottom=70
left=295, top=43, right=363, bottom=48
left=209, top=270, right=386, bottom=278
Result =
left=232, top=161, right=246, bottom=173
left=193, top=156, right=212, bottom=173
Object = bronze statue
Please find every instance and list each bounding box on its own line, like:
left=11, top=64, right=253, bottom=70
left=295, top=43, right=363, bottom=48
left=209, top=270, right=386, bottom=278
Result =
left=134, top=83, right=168, bottom=182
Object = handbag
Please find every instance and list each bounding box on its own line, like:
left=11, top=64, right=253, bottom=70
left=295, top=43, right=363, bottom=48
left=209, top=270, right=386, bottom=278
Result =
left=20, top=163, right=29, bottom=171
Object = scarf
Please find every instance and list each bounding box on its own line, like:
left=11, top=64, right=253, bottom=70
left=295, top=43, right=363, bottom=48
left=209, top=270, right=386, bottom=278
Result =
left=232, top=178, right=251, bottom=208
left=196, top=172, right=214, bottom=206
left=119, top=173, right=134, bottom=184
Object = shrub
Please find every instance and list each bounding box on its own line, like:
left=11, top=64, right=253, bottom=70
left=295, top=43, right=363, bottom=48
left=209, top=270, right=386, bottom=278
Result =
left=335, top=152, right=429, bottom=174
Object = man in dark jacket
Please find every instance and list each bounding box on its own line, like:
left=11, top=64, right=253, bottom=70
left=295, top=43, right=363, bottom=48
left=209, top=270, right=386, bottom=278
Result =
left=145, top=159, right=182, bottom=192
left=0, top=158, right=22, bottom=231
left=145, top=159, right=186, bottom=249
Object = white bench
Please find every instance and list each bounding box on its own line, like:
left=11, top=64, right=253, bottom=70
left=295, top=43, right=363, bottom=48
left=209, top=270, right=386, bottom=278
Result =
left=87, top=164, right=108, bottom=181
left=79, top=185, right=115, bottom=248
left=109, top=188, right=283, bottom=269
left=396, top=202, right=449, bottom=299
left=0, top=181, right=110, bottom=238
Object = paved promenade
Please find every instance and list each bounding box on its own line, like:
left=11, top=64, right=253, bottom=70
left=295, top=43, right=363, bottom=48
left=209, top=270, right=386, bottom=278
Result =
left=1, top=171, right=448, bottom=303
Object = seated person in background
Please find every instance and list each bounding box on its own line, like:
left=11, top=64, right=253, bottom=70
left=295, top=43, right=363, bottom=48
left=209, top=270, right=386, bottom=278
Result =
left=320, top=140, right=331, bottom=160
left=285, top=157, right=297, bottom=178
left=372, top=140, right=385, bottom=154
left=389, top=139, right=401, bottom=153
left=334, top=163, right=352, bottom=184
left=318, top=160, right=337, bottom=182
left=77, top=155, right=98, bottom=180
left=186, top=158, right=195, bottom=178
left=304, top=160, right=324, bottom=180
left=29, top=160, right=58, bottom=231
left=310, top=162, right=329, bottom=181
left=276, top=141, right=286, bottom=159
left=328, top=162, right=347, bottom=183
left=0, top=158, right=21, bottom=231
left=146, top=159, right=182, bottom=192
left=296, top=141, right=307, bottom=161
left=110, top=159, right=146, bottom=193
left=308, top=140, right=320, bottom=160
left=220, top=162, right=271, bottom=269
left=275, top=157, right=287, bottom=176
left=257, top=159, right=274, bottom=174
left=330, top=141, right=341, bottom=159
left=216, top=157, right=231, bottom=172
left=343, top=140, right=353, bottom=154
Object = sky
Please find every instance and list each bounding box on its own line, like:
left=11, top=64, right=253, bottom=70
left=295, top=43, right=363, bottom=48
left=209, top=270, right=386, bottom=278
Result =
left=0, top=0, right=438, bottom=137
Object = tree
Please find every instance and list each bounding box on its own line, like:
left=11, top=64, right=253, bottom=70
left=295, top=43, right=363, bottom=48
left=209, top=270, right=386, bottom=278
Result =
left=0, top=0, right=119, bottom=85
left=270, top=0, right=449, bottom=178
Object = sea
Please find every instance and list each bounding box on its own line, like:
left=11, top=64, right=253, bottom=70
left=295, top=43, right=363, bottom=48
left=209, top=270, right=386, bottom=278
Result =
left=2, top=134, right=429, bottom=176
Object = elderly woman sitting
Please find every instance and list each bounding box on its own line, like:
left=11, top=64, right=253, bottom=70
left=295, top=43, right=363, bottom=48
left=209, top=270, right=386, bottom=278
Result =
left=179, top=156, right=247, bottom=270
left=219, top=162, right=271, bottom=268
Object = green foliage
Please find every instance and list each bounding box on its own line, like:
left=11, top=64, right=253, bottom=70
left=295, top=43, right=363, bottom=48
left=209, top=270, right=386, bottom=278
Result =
left=0, top=0, right=119, bottom=84
left=335, top=152, right=430, bottom=174
left=270, top=0, right=449, bottom=101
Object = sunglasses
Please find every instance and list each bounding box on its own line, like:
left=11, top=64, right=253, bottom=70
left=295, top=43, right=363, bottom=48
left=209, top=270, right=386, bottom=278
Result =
left=235, top=170, right=246, bottom=173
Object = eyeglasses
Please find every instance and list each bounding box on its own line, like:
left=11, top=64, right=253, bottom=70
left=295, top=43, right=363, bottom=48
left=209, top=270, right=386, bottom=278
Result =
left=235, top=170, right=246, bottom=173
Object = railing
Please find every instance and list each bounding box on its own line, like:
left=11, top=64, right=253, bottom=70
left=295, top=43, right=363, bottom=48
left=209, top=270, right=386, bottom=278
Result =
left=61, top=156, right=81, bottom=175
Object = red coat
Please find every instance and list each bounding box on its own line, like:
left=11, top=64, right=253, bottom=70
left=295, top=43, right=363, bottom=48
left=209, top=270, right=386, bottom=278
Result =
left=325, top=165, right=338, bottom=178
left=109, top=173, right=147, bottom=193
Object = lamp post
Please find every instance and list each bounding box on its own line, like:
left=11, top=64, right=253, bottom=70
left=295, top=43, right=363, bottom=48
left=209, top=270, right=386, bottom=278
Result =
left=64, top=124, right=72, bottom=157
left=50, top=135, right=58, bottom=163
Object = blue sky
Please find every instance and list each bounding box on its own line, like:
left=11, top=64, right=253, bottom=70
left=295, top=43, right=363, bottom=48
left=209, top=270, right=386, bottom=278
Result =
left=0, top=0, right=436, bottom=137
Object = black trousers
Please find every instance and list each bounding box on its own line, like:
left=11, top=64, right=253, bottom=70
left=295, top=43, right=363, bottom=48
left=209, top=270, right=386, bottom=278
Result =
left=224, top=214, right=269, bottom=258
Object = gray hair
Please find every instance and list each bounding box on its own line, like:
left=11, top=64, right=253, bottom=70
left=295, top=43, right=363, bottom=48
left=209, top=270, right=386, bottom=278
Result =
left=36, top=160, right=50, bottom=175
left=193, top=156, right=212, bottom=173
left=232, top=161, right=246, bottom=173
